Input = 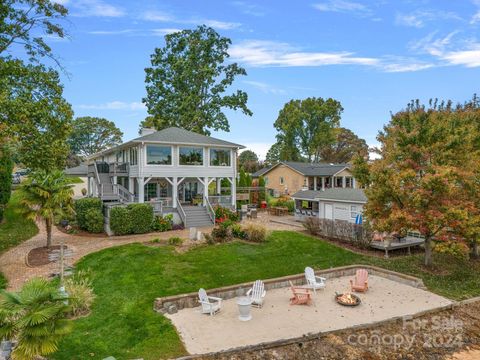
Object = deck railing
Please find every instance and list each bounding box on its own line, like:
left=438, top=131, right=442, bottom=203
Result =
left=208, top=195, right=232, bottom=207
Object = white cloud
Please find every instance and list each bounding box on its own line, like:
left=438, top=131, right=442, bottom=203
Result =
left=77, top=101, right=146, bottom=111
left=313, top=0, right=369, bottom=13
left=441, top=46, right=480, bottom=67
left=69, top=0, right=125, bottom=17
left=141, top=10, right=174, bottom=22
left=243, top=80, right=286, bottom=94
left=152, top=28, right=182, bottom=36
left=88, top=28, right=181, bottom=36
left=230, top=40, right=379, bottom=67
left=240, top=143, right=272, bottom=160
left=472, top=11, right=480, bottom=23
left=141, top=10, right=241, bottom=30
left=231, top=1, right=264, bottom=17
left=395, top=10, right=461, bottom=28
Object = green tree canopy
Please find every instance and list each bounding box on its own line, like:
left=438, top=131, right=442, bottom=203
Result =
left=319, top=127, right=368, bottom=163
left=354, top=97, right=480, bottom=266
left=68, top=116, right=123, bottom=158
left=238, top=150, right=259, bottom=173
left=274, top=97, right=342, bottom=162
left=0, top=145, right=13, bottom=222
left=142, top=25, right=252, bottom=135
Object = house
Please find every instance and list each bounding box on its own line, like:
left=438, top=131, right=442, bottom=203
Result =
left=291, top=188, right=367, bottom=223
left=86, top=127, right=244, bottom=228
left=252, top=161, right=358, bottom=196
left=64, top=164, right=88, bottom=199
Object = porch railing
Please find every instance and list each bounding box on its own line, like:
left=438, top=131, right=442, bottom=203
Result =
left=208, top=195, right=232, bottom=207
left=149, top=198, right=173, bottom=214
left=177, top=199, right=187, bottom=228
left=109, top=162, right=129, bottom=176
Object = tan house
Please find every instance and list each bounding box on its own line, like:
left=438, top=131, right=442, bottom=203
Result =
left=252, top=161, right=358, bottom=196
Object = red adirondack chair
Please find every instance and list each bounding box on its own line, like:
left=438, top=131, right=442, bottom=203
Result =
left=289, top=281, right=312, bottom=305
left=350, top=269, right=369, bottom=292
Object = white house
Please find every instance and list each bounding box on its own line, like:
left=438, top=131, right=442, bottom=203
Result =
left=291, top=188, right=367, bottom=223
left=87, top=127, right=245, bottom=228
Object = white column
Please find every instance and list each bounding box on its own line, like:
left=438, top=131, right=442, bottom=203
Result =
left=128, top=177, right=134, bottom=193
left=87, top=177, right=91, bottom=196
left=313, top=177, right=317, bottom=191
left=138, top=177, right=144, bottom=203
left=331, top=176, right=334, bottom=188
left=216, top=178, right=222, bottom=194
left=342, top=176, right=346, bottom=188
left=231, top=177, right=236, bottom=207
left=172, top=176, right=178, bottom=208
left=203, top=176, right=208, bottom=205
left=321, top=177, right=325, bottom=191
left=353, top=178, right=356, bottom=189
left=113, top=176, right=117, bottom=185
left=305, top=177, right=309, bottom=188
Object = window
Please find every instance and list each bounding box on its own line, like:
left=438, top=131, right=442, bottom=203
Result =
left=351, top=205, right=360, bottom=219
left=280, top=176, right=284, bottom=185
left=179, top=147, right=203, bottom=165
left=335, top=177, right=343, bottom=188
left=129, top=147, right=138, bottom=165
left=345, top=177, right=353, bottom=188
left=146, top=145, right=172, bottom=165
left=144, top=183, right=157, bottom=201
left=116, top=150, right=126, bottom=163
left=209, top=148, right=231, bottom=166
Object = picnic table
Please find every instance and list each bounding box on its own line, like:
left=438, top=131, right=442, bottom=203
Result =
left=269, top=206, right=289, bottom=216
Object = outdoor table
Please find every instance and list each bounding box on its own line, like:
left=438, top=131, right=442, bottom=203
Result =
left=236, top=296, right=252, bottom=321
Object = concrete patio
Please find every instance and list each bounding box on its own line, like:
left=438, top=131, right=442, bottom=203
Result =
left=166, top=274, right=452, bottom=355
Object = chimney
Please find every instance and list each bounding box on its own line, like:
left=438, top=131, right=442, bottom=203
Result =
left=140, top=127, right=156, bottom=136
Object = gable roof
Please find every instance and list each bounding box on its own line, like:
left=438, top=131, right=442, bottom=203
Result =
left=291, top=188, right=367, bottom=203
left=252, top=161, right=351, bottom=177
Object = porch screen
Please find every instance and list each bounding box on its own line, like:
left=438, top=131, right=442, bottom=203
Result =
left=209, top=148, right=231, bottom=166
left=179, top=147, right=203, bottom=165
left=146, top=145, right=172, bottom=165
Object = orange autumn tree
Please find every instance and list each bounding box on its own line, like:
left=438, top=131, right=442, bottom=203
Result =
left=354, top=97, right=480, bottom=266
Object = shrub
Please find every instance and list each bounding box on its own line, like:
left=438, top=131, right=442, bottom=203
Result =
left=168, top=236, right=183, bottom=246
left=84, top=208, right=104, bottom=233
left=81, top=188, right=87, bottom=196
left=151, top=213, right=173, bottom=232
left=210, top=225, right=232, bottom=243
left=127, top=203, right=154, bottom=234
left=64, top=270, right=95, bottom=318
left=75, top=198, right=103, bottom=230
left=0, top=146, right=13, bottom=223
left=303, top=217, right=321, bottom=235
left=219, top=218, right=234, bottom=229
left=214, top=206, right=239, bottom=222
left=109, top=206, right=131, bottom=235
left=231, top=223, right=247, bottom=239
left=243, top=224, right=267, bottom=243
left=172, top=223, right=184, bottom=231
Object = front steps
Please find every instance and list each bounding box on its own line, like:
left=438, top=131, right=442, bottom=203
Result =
left=183, top=206, right=214, bottom=228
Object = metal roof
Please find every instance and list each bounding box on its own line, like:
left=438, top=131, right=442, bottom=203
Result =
left=291, top=188, right=367, bottom=203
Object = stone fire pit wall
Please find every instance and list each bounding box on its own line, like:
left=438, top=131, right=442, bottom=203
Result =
left=154, top=265, right=425, bottom=314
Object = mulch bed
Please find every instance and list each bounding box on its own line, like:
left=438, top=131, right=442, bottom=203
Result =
left=27, top=245, right=70, bottom=267
left=56, top=225, right=106, bottom=238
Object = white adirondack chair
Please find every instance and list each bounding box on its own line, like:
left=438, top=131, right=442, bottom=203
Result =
left=198, top=288, right=222, bottom=316
left=246, top=280, right=267, bottom=308
left=304, top=267, right=326, bottom=293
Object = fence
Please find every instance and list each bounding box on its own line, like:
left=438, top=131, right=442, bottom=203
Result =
left=302, top=217, right=372, bottom=249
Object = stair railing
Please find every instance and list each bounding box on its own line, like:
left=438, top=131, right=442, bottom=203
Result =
left=177, top=199, right=187, bottom=228
left=204, top=196, right=216, bottom=225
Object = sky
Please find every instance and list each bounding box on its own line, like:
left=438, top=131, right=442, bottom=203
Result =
left=43, top=0, right=480, bottom=159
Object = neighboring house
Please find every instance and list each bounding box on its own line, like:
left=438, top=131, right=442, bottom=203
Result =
left=64, top=164, right=88, bottom=199
left=86, top=127, right=244, bottom=228
left=291, top=188, right=367, bottom=223
left=252, top=161, right=358, bottom=196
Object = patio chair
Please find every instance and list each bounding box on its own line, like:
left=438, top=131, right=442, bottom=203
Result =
left=304, top=266, right=326, bottom=293
left=289, top=281, right=312, bottom=305
left=350, top=269, right=369, bottom=292
left=246, top=280, right=266, bottom=308
left=198, top=288, right=222, bottom=316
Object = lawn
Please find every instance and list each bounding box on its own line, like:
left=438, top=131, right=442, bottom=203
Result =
left=53, top=231, right=480, bottom=360
left=0, top=191, right=38, bottom=289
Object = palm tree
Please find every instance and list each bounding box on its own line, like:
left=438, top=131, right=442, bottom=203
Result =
left=18, top=170, right=75, bottom=247
left=0, top=278, right=71, bottom=360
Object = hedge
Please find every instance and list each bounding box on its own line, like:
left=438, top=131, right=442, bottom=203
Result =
left=0, top=147, right=13, bottom=223
left=84, top=208, right=104, bottom=233
left=127, top=203, right=154, bottom=234
left=75, top=198, right=103, bottom=230
left=109, top=207, right=130, bottom=235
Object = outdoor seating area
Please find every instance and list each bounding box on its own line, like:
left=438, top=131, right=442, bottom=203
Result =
left=164, top=266, right=452, bottom=355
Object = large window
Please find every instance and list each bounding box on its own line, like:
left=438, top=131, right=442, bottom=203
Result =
left=209, top=148, right=231, bottom=166
left=179, top=147, right=203, bottom=165
left=129, top=147, right=138, bottom=165
left=146, top=145, right=172, bottom=165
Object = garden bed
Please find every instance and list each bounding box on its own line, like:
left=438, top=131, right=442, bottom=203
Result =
left=26, top=245, right=70, bottom=267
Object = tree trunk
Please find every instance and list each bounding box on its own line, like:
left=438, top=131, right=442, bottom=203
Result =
left=424, top=237, right=432, bottom=267
left=46, top=218, right=52, bottom=248
left=471, top=241, right=479, bottom=259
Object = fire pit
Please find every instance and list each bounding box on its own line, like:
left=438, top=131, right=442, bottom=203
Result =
left=335, top=292, right=361, bottom=307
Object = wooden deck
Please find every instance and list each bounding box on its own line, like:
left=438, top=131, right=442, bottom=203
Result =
left=370, top=236, right=425, bottom=258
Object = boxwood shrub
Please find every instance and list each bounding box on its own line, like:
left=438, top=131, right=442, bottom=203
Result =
left=109, top=207, right=130, bottom=235
left=84, top=208, right=104, bottom=233
left=75, top=198, right=103, bottom=230
left=127, top=203, right=154, bottom=234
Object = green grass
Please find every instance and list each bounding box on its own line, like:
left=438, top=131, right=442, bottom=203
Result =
left=52, top=231, right=480, bottom=360
left=0, top=191, right=38, bottom=289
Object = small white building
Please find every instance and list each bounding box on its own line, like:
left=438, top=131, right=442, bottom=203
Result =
left=291, top=188, right=367, bottom=223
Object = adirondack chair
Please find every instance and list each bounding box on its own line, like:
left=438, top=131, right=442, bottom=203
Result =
left=304, top=267, right=326, bottom=293
left=246, top=280, right=267, bottom=308
left=198, top=288, right=222, bottom=316
left=289, top=281, right=312, bottom=305
left=350, top=269, right=369, bottom=292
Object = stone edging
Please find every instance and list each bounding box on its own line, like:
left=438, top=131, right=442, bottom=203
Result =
left=154, top=264, right=425, bottom=315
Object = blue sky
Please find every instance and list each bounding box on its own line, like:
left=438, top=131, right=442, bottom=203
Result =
left=46, top=0, right=480, bottom=158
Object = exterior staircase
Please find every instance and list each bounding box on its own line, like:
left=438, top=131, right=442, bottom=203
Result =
left=183, top=206, right=214, bottom=228
left=98, top=173, right=120, bottom=201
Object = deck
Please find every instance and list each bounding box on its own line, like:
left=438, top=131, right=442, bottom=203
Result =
left=370, top=236, right=425, bottom=258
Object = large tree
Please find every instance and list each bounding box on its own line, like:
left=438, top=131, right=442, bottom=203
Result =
left=68, top=116, right=123, bottom=158
left=142, top=25, right=252, bottom=135
left=273, top=97, right=342, bottom=162
left=0, top=145, right=13, bottom=222
left=354, top=98, right=480, bottom=266
left=0, top=59, right=72, bottom=171
left=238, top=150, right=259, bottom=173
left=319, top=127, right=368, bottom=163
